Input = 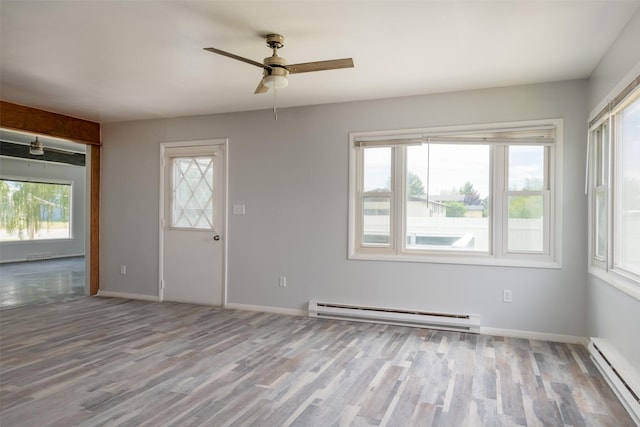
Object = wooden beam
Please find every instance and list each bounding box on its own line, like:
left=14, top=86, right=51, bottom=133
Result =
left=90, top=146, right=100, bottom=295
left=0, top=100, right=100, bottom=145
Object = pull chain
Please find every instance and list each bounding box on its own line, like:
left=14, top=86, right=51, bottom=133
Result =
left=272, top=87, right=278, bottom=120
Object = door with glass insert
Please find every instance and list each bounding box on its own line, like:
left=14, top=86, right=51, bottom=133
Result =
left=162, top=144, right=224, bottom=305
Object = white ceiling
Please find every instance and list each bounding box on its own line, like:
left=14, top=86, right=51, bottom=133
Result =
left=1, top=1, right=638, bottom=124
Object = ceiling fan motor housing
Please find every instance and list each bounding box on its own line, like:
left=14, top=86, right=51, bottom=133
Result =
left=263, top=55, right=289, bottom=78
left=266, top=33, right=285, bottom=49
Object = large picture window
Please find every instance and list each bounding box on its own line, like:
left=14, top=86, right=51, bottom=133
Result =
left=404, top=143, right=490, bottom=252
left=589, top=82, right=640, bottom=294
left=349, top=120, right=562, bottom=267
left=0, top=179, right=72, bottom=241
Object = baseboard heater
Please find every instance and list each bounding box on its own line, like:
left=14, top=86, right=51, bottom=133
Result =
left=588, top=339, right=640, bottom=425
left=308, top=300, right=480, bottom=333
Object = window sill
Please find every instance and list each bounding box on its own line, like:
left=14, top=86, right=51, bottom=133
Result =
left=0, top=238, right=74, bottom=244
left=589, top=267, right=640, bottom=302
left=349, top=251, right=561, bottom=269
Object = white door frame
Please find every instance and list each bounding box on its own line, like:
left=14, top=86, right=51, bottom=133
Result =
left=158, top=138, right=228, bottom=306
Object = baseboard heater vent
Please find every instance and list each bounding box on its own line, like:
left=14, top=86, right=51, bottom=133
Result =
left=308, top=300, right=480, bottom=333
left=588, top=339, right=640, bottom=425
left=26, top=252, right=53, bottom=261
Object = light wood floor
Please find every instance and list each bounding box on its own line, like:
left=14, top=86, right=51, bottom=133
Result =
left=0, top=297, right=634, bottom=426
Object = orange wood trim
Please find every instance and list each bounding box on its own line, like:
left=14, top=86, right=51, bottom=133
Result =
left=0, top=100, right=100, bottom=145
left=90, top=146, right=100, bottom=295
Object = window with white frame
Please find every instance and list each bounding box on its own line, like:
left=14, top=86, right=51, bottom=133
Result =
left=349, top=120, right=562, bottom=267
left=589, top=81, right=640, bottom=293
left=0, top=178, right=72, bottom=241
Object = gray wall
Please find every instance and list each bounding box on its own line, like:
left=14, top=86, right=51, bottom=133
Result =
left=586, top=10, right=640, bottom=374
left=102, top=78, right=589, bottom=337
left=588, top=9, right=640, bottom=110
left=0, top=156, right=85, bottom=262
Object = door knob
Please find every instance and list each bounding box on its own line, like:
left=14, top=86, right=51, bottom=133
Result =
left=213, top=235, right=221, bottom=241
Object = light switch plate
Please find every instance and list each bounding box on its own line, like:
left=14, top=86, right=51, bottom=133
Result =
left=233, top=204, right=245, bottom=215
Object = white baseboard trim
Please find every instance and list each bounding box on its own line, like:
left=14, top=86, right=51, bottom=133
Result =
left=481, top=327, right=587, bottom=345
left=0, top=253, right=85, bottom=264
left=96, top=290, right=160, bottom=302
left=225, top=303, right=305, bottom=317
left=0, top=258, right=28, bottom=264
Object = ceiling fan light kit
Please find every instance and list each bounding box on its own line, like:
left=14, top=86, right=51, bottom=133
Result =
left=203, top=33, right=354, bottom=95
left=263, top=71, right=289, bottom=90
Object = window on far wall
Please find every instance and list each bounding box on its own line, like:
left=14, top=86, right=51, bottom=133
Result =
left=349, top=119, right=562, bottom=268
left=589, top=82, right=640, bottom=293
left=0, top=179, right=72, bottom=241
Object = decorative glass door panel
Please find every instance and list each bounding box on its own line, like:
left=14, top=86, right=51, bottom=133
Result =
left=170, top=156, right=215, bottom=230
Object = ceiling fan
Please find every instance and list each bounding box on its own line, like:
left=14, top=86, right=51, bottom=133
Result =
left=204, top=34, right=354, bottom=94
left=27, top=137, right=81, bottom=156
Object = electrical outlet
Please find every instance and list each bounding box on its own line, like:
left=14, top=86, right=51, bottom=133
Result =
left=120, top=265, right=126, bottom=275
left=279, top=276, right=287, bottom=287
left=503, top=289, right=512, bottom=303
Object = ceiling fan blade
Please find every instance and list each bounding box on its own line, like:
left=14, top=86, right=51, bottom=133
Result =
left=203, top=47, right=265, bottom=69
left=254, top=78, right=269, bottom=94
left=287, top=58, right=354, bottom=74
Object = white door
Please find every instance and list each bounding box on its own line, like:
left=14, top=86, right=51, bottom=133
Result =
left=161, top=142, right=225, bottom=305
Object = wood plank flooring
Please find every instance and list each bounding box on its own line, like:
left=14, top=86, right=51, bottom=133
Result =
left=0, top=297, right=635, bottom=426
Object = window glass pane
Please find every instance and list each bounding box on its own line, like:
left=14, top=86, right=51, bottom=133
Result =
left=616, top=96, right=640, bottom=276
left=595, top=129, right=603, bottom=185
left=363, top=147, right=391, bottom=192
left=596, top=125, right=609, bottom=186
left=363, top=196, right=390, bottom=246
left=0, top=179, right=71, bottom=241
left=509, top=146, right=544, bottom=190
left=406, top=144, right=489, bottom=251
left=171, top=156, right=214, bottom=229
left=595, top=189, right=606, bottom=259
left=508, top=195, right=544, bottom=252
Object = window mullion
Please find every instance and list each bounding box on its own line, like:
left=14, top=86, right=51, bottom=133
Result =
left=393, top=146, right=406, bottom=254
left=543, top=190, right=551, bottom=256
left=494, top=145, right=506, bottom=257
left=546, top=145, right=553, bottom=258
left=607, top=114, right=614, bottom=273
left=355, top=148, right=365, bottom=249
left=589, top=123, right=609, bottom=270
left=594, top=186, right=607, bottom=264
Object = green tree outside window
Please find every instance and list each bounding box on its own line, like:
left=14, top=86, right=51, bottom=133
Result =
left=0, top=179, right=71, bottom=241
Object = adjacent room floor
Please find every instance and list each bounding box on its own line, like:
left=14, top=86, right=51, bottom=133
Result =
left=0, top=256, right=85, bottom=308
